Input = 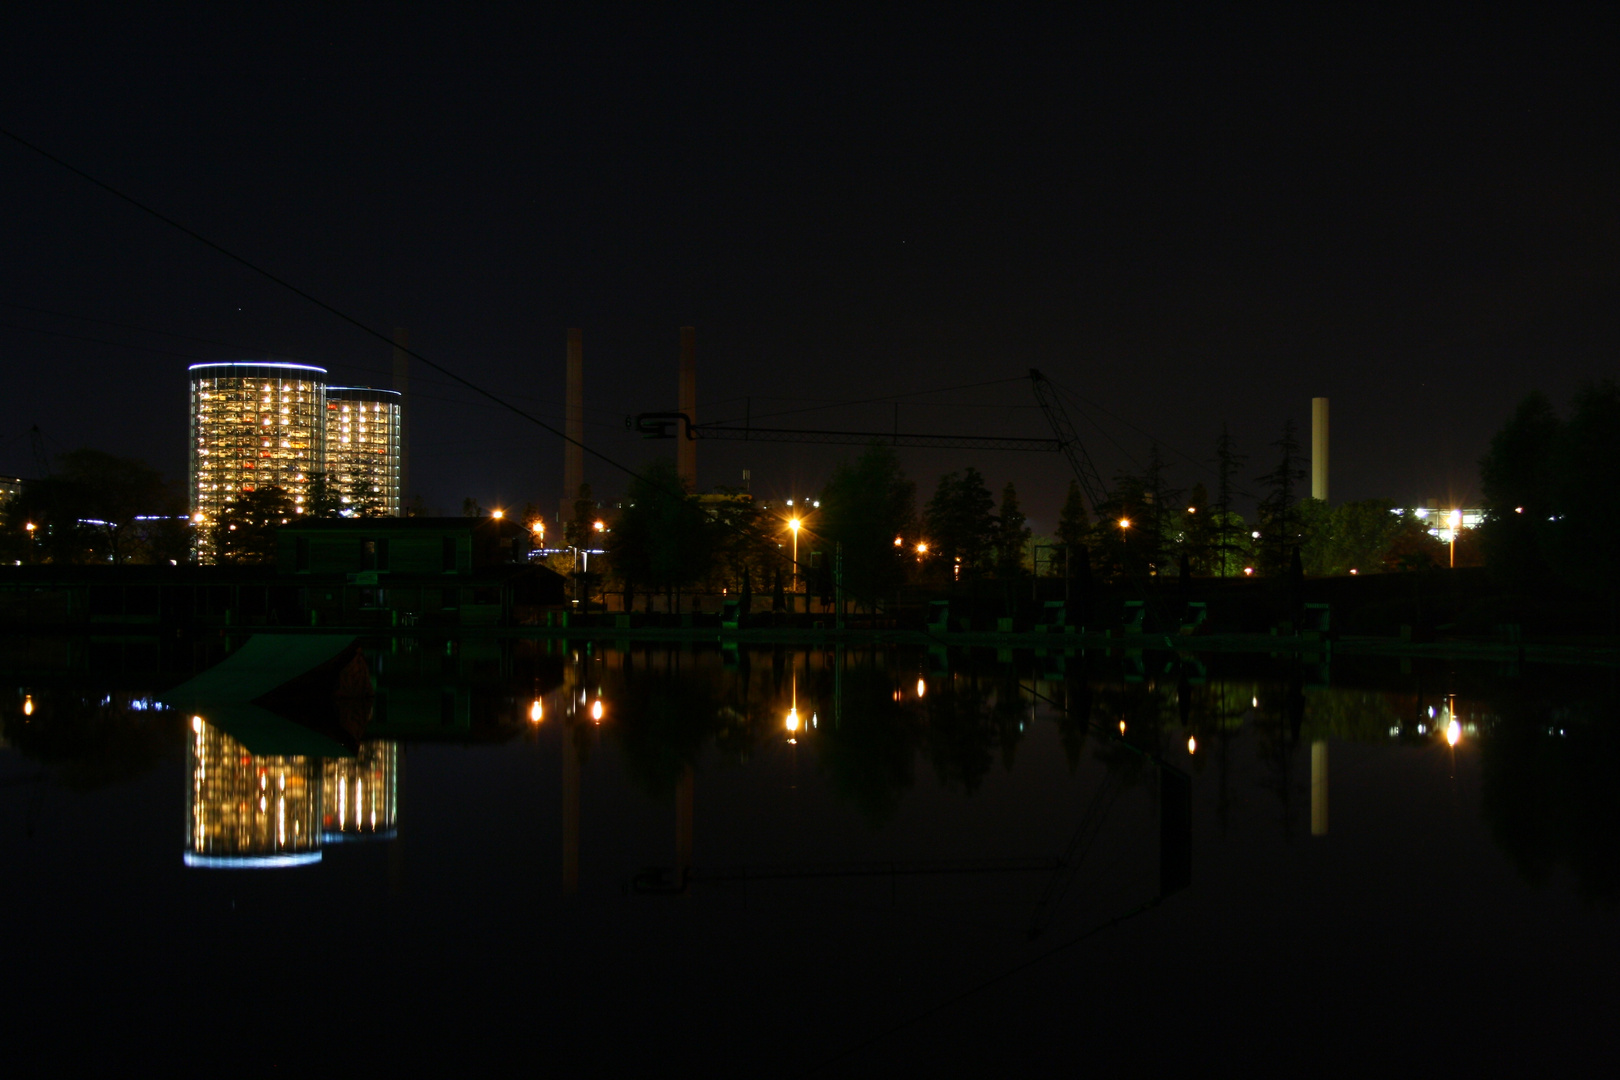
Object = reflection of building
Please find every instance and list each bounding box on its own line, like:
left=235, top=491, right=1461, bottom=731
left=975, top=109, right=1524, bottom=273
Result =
left=322, top=387, right=403, bottom=517
left=321, top=740, right=399, bottom=841
left=189, top=362, right=327, bottom=562
left=185, top=716, right=322, bottom=868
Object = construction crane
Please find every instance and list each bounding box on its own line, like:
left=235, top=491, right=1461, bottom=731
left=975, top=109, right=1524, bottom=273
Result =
left=1027, top=369, right=1109, bottom=521
left=27, top=423, right=51, bottom=477
left=631, top=371, right=1112, bottom=521
left=628, top=411, right=1060, bottom=453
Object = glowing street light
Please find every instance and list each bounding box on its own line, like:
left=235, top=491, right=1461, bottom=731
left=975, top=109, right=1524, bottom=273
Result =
left=1448, top=509, right=1462, bottom=568
left=529, top=699, right=544, bottom=724
left=788, top=517, right=802, bottom=601
left=491, top=508, right=504, bottom=520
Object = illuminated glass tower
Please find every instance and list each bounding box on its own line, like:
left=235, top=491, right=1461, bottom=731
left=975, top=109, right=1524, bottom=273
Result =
left=189, top=361, right=326, bottom=561
left=185, top=716, right=322, bottom=869
left=322, top=387, right=402, bottom=516
left=321, top=740, right=400, bottom=842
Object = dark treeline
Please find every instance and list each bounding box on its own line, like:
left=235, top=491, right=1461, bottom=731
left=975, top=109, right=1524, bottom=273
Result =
left=588, top=422, right=1459, bottom=614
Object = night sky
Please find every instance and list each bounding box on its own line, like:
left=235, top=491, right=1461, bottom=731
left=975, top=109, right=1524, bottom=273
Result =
left=3, top=7, right=1617, bottom=529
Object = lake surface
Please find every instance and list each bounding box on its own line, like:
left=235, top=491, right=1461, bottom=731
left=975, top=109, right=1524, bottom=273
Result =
left=4, top=636, right=1620, bottom=1072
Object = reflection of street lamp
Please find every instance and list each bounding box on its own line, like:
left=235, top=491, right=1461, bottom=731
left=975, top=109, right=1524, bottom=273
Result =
left=24, top=521, right=35, bottom=563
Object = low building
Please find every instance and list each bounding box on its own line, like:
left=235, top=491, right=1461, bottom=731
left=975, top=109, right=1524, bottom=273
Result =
left=276, top=516, right=566, bottom=626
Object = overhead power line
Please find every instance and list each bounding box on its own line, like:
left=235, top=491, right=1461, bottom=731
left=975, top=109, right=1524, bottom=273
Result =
left=0, top=124, right=648, bottom=486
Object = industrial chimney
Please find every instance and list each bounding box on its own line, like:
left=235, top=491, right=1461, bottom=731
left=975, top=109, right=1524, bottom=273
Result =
left=562, top=328, right=584, bottom=522
left=1311, top=397, right=1329, bottom=502
left=678, top=326, right=696, bottom=492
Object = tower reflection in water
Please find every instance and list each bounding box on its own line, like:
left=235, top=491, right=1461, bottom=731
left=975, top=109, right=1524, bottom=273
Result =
left=186, top=716, right=322, bottom=868
left=322, top=741, right=399, bottom=842
left=185, top=716, right=401, bottom=868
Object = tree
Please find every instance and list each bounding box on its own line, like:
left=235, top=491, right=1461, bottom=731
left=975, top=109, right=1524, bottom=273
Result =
left=923, top=468, right=995, bottom=582
left=5, top=449, right=183, bottom=565
left=818, top=443, right=916, bottom=607
left=993, top=482, right=1031, bottom=577
left=1095, top=443, right=1180, bottom=579
left=1479, top=384, right=1620, bottom=593
left=1383, top=512, right=1446, bottom=572
left=1254, top=420, right=1307, bottom=576
left=1181, top=482, right=1214, bottom=573
left=1299, top=498, right=1404, bottom=576
left=1212, top=424, right=1246, bottom=577
left=1056, top=479, right=1090, bottom=550
left=212, top=486, right=297, bottom=564
left=1479, top=391, right=1560, bottom=583
left=606, top=460, right=715, bottom=610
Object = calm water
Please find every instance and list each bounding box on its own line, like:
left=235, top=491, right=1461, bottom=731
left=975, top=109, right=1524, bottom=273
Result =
left=4, top=637, right=1620, bottom=1072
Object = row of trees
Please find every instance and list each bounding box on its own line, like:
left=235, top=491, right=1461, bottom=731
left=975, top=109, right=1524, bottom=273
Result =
left=0, top=448, right=388, bottom=566
left=598, top=420, right=1456, bottom=612
left=1479, top=382, right=1620, bottom=593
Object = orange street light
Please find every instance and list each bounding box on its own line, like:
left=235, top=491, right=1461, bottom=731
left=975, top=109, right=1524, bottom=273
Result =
left=491, top=509, right=504, bottom=520
left=789, top=517, right=802, bottom=598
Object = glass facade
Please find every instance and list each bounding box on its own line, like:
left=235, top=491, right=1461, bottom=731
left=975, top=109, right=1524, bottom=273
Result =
left=323, top=387, right=403, bottom=517
left=185, top=716, right=322, bottom=869
left=188, top=364, right=406, bottom=563
left=189, top=362, right=326, bottom=563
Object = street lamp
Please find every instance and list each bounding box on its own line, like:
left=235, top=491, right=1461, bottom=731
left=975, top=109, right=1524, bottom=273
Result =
left=1448, top=509, right=1461, bottom=569
left=789, top=517, right=801, bottom=605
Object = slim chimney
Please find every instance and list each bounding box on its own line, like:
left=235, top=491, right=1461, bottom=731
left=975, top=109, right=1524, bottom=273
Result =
left=1311, top=396, right=1329, bottom=502
left=392, top=328, right=410, bottom=512
left=562, top=328, right=584, bottom=522
left=678, top=326, right=697, bottom=492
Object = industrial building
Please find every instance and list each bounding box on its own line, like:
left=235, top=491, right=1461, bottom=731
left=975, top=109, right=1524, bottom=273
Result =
left=323, top=386, right=403, bottom=516
left=188, top=362, right=403, bottom=563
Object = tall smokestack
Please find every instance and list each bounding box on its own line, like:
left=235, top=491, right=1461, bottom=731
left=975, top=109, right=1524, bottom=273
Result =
left=678, top=326, right=696, bottom=492
left=1311, top=396, right=1329, bottom=502
left=391, top=328, right=410, bottom=512
left=562, top=328, right=584, bottom=522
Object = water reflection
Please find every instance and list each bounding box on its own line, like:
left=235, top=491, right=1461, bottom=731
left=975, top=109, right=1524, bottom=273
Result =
left=186, top=717, right=322, bottom=868
left=322, top=741, right=399, bottom=842
left=6, top=641, right=1620, bottom=900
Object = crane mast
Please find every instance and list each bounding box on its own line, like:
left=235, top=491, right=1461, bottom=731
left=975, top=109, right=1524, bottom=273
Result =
left=1028, top=369, right=1108, bottom=521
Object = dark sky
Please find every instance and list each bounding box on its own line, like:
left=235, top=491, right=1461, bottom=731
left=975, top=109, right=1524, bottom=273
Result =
left=2, top=7, right=1616, bottom=529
